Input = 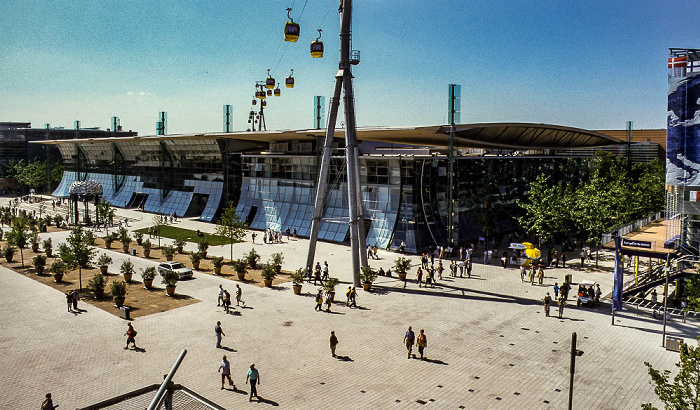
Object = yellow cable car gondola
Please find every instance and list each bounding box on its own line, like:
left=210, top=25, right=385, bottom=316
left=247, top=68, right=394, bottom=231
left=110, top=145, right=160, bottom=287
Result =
left=256, top=90, right=266, bottom=100
left=252, top=99, right=257, bottom=106
left=274, top=87, right=281, bottom=97
left=284, top=8, right=299, bottom=42
left=266, top=89, right=272, bottom=96
left=286, top=69, right=295, bottom=88
left=310, top=29, right=323, bottom=58
left=265, top=69, right=275, bottom=89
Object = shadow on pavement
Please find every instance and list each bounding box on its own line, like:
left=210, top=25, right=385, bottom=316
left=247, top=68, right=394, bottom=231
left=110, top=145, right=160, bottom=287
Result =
left=421, top=357, right=448, bottom=365
left=336, top=355, right=353, bottom=362
left=257, top=396, right=279, bottom=406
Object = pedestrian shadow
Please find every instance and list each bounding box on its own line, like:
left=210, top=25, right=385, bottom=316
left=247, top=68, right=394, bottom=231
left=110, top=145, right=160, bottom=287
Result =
left=221, top=346, right=237, bottom=352
left=129, top=347, right=146, bottom=353
left=336, top=355, right=353, bottom=362
left=257, top=396, right=279, bottom=406
left=228, top=386, right=247, bottom=395
left=70, top=308, right=87, bottom=315
left=228, top=311, right=242, bottom=316
left=324, top=310, right=345, bottom=315
left=240, top=306, right=254, bottom=310
left=558, top=317, right=584, bottom=322
left=421, top=357, right=448, bottom=365
left=355, top=306, right=371, bottom=311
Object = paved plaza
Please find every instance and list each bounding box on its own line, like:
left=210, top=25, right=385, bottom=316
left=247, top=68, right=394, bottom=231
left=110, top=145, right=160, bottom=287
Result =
left=1, top=200, right=697, bottom=409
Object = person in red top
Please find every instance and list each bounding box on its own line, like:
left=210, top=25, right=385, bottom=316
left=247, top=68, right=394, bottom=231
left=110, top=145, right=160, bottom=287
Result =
left=124, top=323, right=137, bottom=349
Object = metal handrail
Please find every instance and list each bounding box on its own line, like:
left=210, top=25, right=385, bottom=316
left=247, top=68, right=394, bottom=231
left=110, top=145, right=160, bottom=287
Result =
left=601, top=211, right=664, bottom=245
left=147, top=349, right=187, bottom=410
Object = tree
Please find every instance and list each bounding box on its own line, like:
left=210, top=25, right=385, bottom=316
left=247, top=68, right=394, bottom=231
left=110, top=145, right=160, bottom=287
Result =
left=643, top=337, right=700, bottom=409
left=215, top=203, right=248, bottom=261
left=58, top=225, right=96, bottom=290
left=95, top=200, right=115, bottom=233
left=5, top=159, right=64, bottom=192
left=682, top=268, right=700, bottom=311
left=516, top=174, right=570, bottom=247
left=6, top=215, right=30, bottom=268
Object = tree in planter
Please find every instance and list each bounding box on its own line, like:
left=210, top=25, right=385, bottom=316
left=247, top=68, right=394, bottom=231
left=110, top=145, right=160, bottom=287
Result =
left=212, top=256, right=224, bottom=274
left=32, top=254, right=47, bottom=274
left=393, top=257, right=412, bottom=281
left=214, top=203, right=248, bottom=261
left=189, top=251, right=203, bottom=269
left=232, top=258, right=248, bottom=281
left=95, top=200, right=115, bottom=234
left=174, top=238, right=186, bottom=253
left=291, top=267, right=305, bottom=295
left=261, top=262, right=277, bottom=287
left=161, top=270, right=179, bottom=296
left=42, top=238, right=52, bottom=257
left=162, top=245, right=176, bottom=261
left=197, top=239, right=209, bottom=258
left=360, top=265, right=377, bottom=291
left=6, top=215, right=30, bottom=268
left=245, top=248, right=261, bottom=269
left=119, top=230, right=132, bottom=253
left=140, top=266, right=156, bottom=289
left=87, top=272, right=107, bottom=298
left=134, top=231, right=144, bottom=246
left=29, top=230, right=39, bottom=252
left=96, top=253, right=113, bottom=274
left=2, top=244, right=17, bottom=262
left=271, top=252, right=284, bottom=274
left=83, top=230, right=95, bottom=245
left=643, top=337, right=700, bottom=409
left=104, top=233, right=115, bottom=249
left=110, top=279, right=127, bottom=307
left=53, top=214, right=63, bottom=228
left=142, top=239, right=152, bottom=257
left=120, top=260, right=135, bottom=282
left=49, top=259, right=67, bottom=283
left=58, top=226, right=97, bottom=290
left=323, top=277, right=340, bottom=301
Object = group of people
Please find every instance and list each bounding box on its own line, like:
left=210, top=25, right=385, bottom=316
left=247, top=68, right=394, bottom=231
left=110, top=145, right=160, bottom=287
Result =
left=217, top=355, right=261, bottom=402
left=217, top=284, right=244, bottom=313
left=307, top=261, right=330, bottom=285
left=542, top=281, right=602, bottom=318
left=519, top=262, right=545, bottom=285
left=403, top=326, right=428, bottom=360
left=64, top=289, right=80, bottom=312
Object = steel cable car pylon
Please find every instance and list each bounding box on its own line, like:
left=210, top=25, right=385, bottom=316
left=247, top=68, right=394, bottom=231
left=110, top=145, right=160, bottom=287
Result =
left=307, top=0, right=366, bottom=287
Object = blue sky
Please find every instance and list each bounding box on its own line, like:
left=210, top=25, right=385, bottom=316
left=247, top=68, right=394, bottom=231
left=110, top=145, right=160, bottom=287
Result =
left=1, top=0, right=698, bottom=135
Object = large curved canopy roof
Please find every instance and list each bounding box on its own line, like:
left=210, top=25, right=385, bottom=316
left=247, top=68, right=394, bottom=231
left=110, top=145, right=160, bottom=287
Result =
left=36, top=122, right=622, bottom=149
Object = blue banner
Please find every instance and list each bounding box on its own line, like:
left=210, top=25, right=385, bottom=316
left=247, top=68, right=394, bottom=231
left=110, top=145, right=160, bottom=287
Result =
left=612, top=236, right=623, bottom=311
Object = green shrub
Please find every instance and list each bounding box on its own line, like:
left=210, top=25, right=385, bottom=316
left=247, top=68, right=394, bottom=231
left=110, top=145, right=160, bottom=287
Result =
left=245, top=249, right=260, bottom=268
left=291, top=267, right=306, bottom=285
left=120, top=260, right=135, bottom=276
left=96, top=253, right=113, bottom=267
left=140, top=266, right=156, bottom=281
left=360, top=265, right=377, bottom=284
left=87, top=273, right=107, bottom=295
left=212, top=256, right=224, bottom=267
left=261, top=263, right=277, bottom=280
left=110, top=280, right=127, bottom=298
left=161, top=270, right=179, bottom=287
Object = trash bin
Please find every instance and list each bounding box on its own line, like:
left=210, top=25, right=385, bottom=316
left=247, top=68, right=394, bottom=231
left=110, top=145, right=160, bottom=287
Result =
left=565, top=274, right=573, bottom=284
left=666, top=336, right=682, bottom=352
left=130, top=248, right=136, bottom=256
left=120, top=306, right=131, bottom=320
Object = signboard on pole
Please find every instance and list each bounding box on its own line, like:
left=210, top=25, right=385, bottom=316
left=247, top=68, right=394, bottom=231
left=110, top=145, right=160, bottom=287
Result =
left=621, top=238, right=652, bottom=249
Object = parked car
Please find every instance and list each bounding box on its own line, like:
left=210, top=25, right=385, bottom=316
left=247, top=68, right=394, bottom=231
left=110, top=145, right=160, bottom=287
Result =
left=157, top=262, right=193, bottom=280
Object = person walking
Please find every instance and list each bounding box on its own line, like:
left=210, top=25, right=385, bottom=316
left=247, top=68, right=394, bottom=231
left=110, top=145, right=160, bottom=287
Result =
left=553, top=282, right=559, bottom=299
left=416, top=267, right=423, bottom=288
left=324, top=292, right=333, bottom=312
left=329, top=331, right=339, bottom=357
left=217, top=285, right=224, bottom=307
left=537, top=265, right=544, bottom=285
left=595, top=284, right=602, bottom=306
left=66, top=291, right=73, bottom=312
left=580, top=249, right=585, bottom=268
left=236, top=284, right=245, bottom=307
left=314, top=290, right=323, bottom=311
left=346, top=286, right=353, bottom=306
left=41, top=393, right=58, bottom=410
left=222, top=290, right=231, bottom=314
left=416, top=329, right=428, bottom=360
left=218, top=355, right=234, bottom=390
left=71, top=289, right=79, bottom=311
left=466, top=258, right=472, bottom=278
left=124, top=323, right=137, bottom=349
left=215, top=321, right=225, bottom=348
left=543, top=292, right=552, bottom=317
left=349, top=287, right=357, bottom=308
left=404, top=326, right=415, bottom=359
left=558, top=295, right=566, bottom=319
left=561, top=251, right=567, bottom=268
left=246, top=363, right=260, bottom=402
left=322, top=261, right=330, bottom=282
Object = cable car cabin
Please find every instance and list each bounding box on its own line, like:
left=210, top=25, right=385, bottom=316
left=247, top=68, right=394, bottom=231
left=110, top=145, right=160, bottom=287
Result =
left=286, top=76, right=295, bottom=88
left=310, top=41, right=324, bottom=58
left=256, top=90, right=266, bottom=100
left=266, top=89, right=272, bottom=96
left=252, top=99, right=257, bottom=105
left=274, top=88, right=281, bottom=97
left=266, top=77, right=275, bottom=89
left=284, top=22, right=300, bottom=42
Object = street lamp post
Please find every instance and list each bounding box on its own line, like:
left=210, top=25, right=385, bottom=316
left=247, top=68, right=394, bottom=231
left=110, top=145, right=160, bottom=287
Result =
left=568, top=332, right=584, bottom=410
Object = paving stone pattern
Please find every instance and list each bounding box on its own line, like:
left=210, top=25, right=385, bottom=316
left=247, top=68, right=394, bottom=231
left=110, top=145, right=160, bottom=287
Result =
left=0, top=199, right=695, bottom=409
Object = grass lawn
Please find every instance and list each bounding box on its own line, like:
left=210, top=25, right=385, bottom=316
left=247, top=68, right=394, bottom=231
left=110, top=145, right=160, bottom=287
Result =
left=134, top=225, right=234, bottom=246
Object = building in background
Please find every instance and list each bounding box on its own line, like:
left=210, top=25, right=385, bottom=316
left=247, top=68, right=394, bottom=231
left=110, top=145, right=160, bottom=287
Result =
left=40, top=123, right=662, bottom=253
left=666, top=48, right=700, bottom=253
